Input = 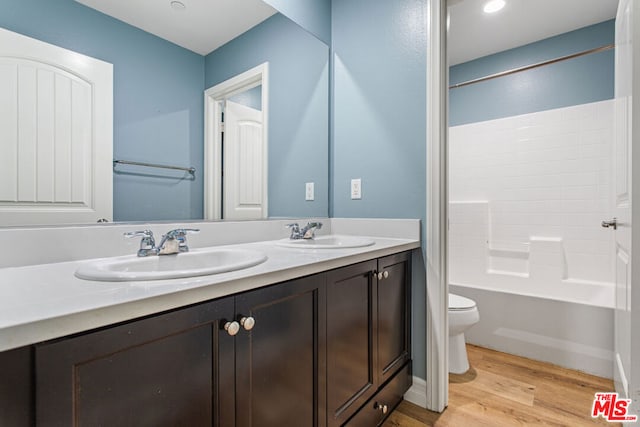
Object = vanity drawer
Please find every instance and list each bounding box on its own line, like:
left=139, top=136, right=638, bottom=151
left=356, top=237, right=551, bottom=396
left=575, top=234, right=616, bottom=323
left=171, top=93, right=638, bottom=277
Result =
left=343, top=362, right=411, bottom=427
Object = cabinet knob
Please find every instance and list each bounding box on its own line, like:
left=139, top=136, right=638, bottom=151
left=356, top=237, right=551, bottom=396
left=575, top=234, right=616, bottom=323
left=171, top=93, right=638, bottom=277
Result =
left=224, top=321, right=240, bottom=336
left=376, top=270, right=389, bottom=280
left=240, top=316, right=255, bottom=331
left=374, top=402, right=388, bottom=414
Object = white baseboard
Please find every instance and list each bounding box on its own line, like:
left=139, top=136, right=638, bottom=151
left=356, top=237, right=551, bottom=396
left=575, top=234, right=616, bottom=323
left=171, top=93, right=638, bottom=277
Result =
left=404, top=376, right=428, bottom=408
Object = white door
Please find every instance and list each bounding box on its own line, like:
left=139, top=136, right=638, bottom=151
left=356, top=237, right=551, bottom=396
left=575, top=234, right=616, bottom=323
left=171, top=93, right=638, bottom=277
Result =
left=613, top=0, right=640, bottom=415
left=223, top=100, right=265, bottom=220
left=0, top=28, right=113, bottom=225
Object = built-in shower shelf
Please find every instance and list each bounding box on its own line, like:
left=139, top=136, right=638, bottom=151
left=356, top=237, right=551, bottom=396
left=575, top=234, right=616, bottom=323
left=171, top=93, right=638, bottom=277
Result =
left=487, top=247, right=530, bottom=259
left=486, top=269, right=530, bottom=278
left=487, top=241, right=530, bottom=256
left=487, top=241, right=531, bottom=276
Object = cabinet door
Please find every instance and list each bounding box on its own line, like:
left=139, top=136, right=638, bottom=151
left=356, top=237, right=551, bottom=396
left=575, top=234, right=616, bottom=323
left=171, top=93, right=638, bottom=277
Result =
left=377, top=252, right=411, bottom=384
left=326, top=260, right=378, bottom=427
left=0, top=346, right=33, bottom=427
left=235, top=275, right=326, bottom=427
left=35, top=297, right=235, bottom=427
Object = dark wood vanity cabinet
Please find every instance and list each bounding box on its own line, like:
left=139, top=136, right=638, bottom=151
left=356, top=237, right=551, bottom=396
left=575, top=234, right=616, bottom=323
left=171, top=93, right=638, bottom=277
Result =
left=1, top=251, right=411, bottom=427
left=327, top=252, right=411, bottom=427
left=376, top=252, right=411, bottom=385
left=234, top=274, right=326, bottom=427
left=326, top=260, right=378, bottom=426
left=35, top=297, right=236, bottom=426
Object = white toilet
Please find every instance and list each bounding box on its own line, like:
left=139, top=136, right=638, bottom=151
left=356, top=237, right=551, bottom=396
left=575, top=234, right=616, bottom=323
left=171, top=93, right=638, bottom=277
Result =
left=448, top=293, right=480, bottom=374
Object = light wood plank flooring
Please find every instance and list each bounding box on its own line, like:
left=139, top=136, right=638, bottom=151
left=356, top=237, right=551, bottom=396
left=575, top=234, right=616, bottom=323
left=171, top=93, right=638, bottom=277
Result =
left=383, top=345, right=619, bottom=426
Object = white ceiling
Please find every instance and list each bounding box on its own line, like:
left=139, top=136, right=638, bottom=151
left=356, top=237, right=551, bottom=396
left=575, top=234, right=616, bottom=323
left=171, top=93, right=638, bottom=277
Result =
left=76, top=0, right=619, bottom=62
left=75, top=0, right=277, bottom=56
left=448, top=0, right=619, bottom=65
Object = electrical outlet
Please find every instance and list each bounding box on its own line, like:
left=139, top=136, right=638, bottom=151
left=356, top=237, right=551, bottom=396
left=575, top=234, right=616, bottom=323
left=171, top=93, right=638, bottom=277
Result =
left=351, top=178, right=362, bottom=200
left=305, top=182, right=314, bottom=201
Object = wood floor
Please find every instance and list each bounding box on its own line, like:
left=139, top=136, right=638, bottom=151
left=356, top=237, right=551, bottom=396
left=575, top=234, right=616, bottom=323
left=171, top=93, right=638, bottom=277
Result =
left=383, top=345, right=619, bottom=427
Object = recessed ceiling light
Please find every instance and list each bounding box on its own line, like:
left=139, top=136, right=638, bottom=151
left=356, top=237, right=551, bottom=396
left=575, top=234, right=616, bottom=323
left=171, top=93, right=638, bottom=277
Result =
left=170, top=1, right=186, bottom=11
left=483, top=0, right=505, bottom=14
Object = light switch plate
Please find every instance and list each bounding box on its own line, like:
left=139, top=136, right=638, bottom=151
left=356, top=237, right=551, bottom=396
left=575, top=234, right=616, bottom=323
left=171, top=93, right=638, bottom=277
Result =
left=351, top=178, right=362, bottom=199
left=305, top=182, right=314, bottom=201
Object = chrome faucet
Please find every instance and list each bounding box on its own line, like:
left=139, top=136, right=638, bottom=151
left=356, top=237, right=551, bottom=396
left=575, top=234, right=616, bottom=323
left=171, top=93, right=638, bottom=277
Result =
left=156, top=229, right=200, bottom=255
left=124, top=230, right=157, bottom=257
left=286, top=221, right=323, bottom=240
left=124, top=228, right=200, bottom=256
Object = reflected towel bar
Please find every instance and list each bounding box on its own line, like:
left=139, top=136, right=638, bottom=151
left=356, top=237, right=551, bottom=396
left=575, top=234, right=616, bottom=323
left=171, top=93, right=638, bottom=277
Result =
left=113, top=160, right=196, bottom=176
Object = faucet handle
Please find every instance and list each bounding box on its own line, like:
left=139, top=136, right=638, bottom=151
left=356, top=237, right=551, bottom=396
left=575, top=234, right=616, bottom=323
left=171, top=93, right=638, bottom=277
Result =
left=124, top=230, right=156, bottom=256
left=302, top=221, right=323, bottom=239
left=124, top=229, right=154, bottom=239
left=163, top=228, right=200, bottom=253
left=165, top=228, right=200, bottom=239
left=285, top=223, right=301, bottom=239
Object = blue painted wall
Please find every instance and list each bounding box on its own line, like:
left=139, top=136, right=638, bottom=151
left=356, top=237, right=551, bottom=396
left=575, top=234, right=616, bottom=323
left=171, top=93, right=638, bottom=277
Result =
left=205, top=13, right=329, bottom=218
left=450, top=20, right=615, bottom=126
left=263, top=0, right=331, bottom=45
left=332, top=0, right=427, bottom=378
left=0, top=0, right=205, bottom=222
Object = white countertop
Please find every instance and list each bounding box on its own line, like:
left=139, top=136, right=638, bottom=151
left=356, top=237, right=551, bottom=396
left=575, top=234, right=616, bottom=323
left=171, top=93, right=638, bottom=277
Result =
left=0, top=235, right=419, bottom=352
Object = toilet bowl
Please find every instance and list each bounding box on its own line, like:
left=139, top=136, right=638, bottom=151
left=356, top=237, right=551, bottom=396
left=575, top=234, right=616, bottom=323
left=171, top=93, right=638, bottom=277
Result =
left=448, top=293, right=480, bottom=374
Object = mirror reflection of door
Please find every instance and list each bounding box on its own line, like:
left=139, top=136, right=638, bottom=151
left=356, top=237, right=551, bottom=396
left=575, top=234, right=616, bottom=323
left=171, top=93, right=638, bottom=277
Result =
left=222, top=85, right=264, bottom=220
left=203, top=62, right=268, bottom=221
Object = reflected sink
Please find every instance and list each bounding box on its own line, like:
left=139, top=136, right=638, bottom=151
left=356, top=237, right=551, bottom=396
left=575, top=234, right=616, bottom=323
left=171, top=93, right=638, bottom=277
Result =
left=276, top=235, right=375, bottom=249
left=75, top=248, right=268, bottom=282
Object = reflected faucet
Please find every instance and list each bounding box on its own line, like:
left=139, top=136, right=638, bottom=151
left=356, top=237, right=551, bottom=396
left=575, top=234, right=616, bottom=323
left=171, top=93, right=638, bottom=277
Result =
left=124, top=228, right=200, bottom=256
left=286, top=222, right=323, bottom=240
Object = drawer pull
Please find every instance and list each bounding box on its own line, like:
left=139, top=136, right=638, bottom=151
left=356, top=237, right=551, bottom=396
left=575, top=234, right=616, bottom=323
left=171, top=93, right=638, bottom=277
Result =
left=374, top=402, right=388, bottom=414
left=224, top=321, right=240, bottom=336
left=383, top=270, right=389, bottom=279
left=240, top=316, right=256, bottom=331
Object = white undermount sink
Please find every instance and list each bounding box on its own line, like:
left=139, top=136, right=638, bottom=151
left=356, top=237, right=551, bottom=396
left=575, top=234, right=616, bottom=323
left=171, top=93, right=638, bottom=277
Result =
left=276, top=235, right=375, bottom=249
left=75, top=248, right=268, bottom=282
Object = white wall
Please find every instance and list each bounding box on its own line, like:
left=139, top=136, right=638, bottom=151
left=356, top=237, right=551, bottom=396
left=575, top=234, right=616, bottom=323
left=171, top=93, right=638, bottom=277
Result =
left=449, top=100, right=615, bottom=292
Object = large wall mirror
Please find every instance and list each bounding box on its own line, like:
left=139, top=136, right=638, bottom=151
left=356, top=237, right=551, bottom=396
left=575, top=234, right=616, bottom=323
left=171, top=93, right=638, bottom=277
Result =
left=0, top=0, right=329, bottom=226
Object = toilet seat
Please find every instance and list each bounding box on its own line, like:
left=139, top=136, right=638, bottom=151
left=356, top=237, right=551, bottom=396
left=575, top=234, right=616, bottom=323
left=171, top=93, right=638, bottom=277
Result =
left=449, top=293, right=476, bottom=311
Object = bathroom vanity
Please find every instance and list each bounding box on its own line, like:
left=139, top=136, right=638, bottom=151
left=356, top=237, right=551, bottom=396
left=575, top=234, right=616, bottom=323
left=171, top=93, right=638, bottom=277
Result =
left=0, top=220, right=418, bottom=427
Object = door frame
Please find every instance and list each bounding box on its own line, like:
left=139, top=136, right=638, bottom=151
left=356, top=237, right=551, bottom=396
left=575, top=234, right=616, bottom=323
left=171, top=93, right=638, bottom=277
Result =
left=204, top=62, right=269, bottom=220
left=425, top=0, right=449, bottom=412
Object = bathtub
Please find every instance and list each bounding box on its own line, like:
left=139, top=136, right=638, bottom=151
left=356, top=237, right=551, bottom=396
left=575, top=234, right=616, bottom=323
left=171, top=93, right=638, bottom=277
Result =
left=450, top=280, right=615, bottom=379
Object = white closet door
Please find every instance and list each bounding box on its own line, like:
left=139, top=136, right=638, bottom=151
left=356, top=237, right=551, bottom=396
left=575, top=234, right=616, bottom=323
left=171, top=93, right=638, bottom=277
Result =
left=223, top=100, right=265, bottom=220
left=0, top=28, right=113, bottom=225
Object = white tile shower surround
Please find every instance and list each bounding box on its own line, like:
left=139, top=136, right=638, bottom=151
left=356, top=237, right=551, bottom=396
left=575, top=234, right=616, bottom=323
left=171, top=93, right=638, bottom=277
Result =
left=448, top=101, right=615, bottom=378
left=449, top=100, right=615, bottom=288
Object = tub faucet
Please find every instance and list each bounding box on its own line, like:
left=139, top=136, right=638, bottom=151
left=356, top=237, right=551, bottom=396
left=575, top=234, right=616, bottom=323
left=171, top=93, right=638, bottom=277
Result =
left=124, top=228, right=200, bottom=256
left=286, top=222, right=323, bottom=240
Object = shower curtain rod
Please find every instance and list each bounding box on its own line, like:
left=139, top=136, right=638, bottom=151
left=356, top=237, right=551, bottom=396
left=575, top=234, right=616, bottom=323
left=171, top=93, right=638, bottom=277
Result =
left=449, top=44, right=615, bottom=89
